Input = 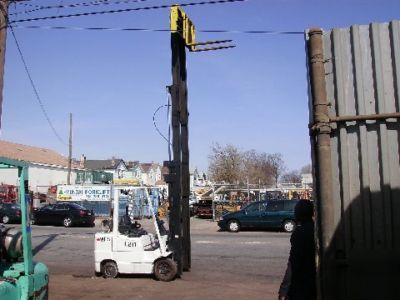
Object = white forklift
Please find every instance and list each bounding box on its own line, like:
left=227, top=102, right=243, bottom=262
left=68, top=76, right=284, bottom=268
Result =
left=94, top=187, right=177, bottom=281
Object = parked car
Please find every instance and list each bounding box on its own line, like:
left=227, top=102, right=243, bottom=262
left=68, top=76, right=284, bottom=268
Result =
left=0, top=203, right=21, bottom=224
left=32, top=202, right=95, bottom=227
left=194, top=199, right=213, bottom=218
left=217, top=199, right=298, bottom=233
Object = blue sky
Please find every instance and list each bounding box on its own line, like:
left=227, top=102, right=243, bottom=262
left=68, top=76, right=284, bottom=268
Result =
left=1, top=0, right=399, bottom=173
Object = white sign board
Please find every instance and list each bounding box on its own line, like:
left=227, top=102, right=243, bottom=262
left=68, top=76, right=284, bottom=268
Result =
left=57, top=185, right=111, bottom=201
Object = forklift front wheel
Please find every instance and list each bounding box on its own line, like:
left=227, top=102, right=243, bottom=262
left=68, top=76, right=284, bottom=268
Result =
left=102, top=261, right=118, bottom=278
left=154, top=258, right=177, bottom=282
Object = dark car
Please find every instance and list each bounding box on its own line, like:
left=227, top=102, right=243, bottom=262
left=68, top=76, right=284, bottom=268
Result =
left=0, top=203, right=21, bottom=224
left=32, top=202, right=95, bottom=227
left=218, top=200, right=298, bottom=233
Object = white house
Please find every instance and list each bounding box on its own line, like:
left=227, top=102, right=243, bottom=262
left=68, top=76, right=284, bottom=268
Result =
left=0, top=140, right=84, bottom=193
left=124, top=162, right=164, bottom=186
left=84, top=158, right=128, bottom=180
left=301, top=173, right=313, bottom=189
left=140, top=163, right=162, bottom=186
left=191, top=168, right=208, bottom=187
left=124, top=161, right=144, bottom=183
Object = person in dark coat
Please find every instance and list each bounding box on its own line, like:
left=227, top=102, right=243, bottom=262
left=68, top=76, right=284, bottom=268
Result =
left=278, top=200, right=316, bottom=300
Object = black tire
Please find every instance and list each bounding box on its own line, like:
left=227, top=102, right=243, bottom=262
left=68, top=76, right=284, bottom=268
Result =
left=2, top=215, right=9, bottom=224
left=94, top=271, right=102, bottom=277
left=282, top=220, right=296, bottom=233
left=102, top=261, right=118, bottom=278
left=154, top=258, right=177, bottom=282
left=227, top=219, right=240, bottom=233
left=63, top=217, right=73, bottom=227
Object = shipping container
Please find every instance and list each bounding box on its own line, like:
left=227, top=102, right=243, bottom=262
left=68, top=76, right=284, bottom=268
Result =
left=306, top=20, right=400, bottom=299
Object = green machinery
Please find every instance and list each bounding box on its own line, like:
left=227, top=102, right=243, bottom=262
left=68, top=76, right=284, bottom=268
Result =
left=0, top=157, right=49, bottom=300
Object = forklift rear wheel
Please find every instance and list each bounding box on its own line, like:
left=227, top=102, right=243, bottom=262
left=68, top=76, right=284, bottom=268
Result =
left=102, top=261, right=118, bottom=278
left=154, top=258, right=177, bottom=282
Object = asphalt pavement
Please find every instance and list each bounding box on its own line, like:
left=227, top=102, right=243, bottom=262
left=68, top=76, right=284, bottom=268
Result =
left=6, top=217, right=291, bottom=299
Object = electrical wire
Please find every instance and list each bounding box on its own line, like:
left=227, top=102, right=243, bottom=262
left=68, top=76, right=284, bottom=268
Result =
left=10, top=25, right=304, bottom=35
left=9, top=0, right=247, bottom=24
left=9, top=0, right=152, bottom=17
left=166, top=90, right=172, bottom=161
left=13, top=0, right=111, bottom=8
left=152, top=104, right=172, bottom=149
left=12, top=1, right=42, bottom=8
left=56, top=1, right=65, bottom=14
left=9, top=25, right=67, bottom=146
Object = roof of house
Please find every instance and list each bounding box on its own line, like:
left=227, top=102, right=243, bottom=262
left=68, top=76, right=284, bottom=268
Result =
left=0, top=140, right=79, bottom=168
left=126, top=161, right=140, bottom=169
left=85, top=159, right=125, bottom=170
left=161, top=166, right=169, bottom=175
left=140, top=163, right=160, bottom=173
left=140, top=163, right=153, bottom=173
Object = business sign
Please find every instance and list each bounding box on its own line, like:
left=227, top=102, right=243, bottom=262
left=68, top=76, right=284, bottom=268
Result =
left=57, top=185, right=111, bottom=201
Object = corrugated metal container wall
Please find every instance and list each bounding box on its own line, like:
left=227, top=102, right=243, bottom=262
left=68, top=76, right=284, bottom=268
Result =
left=307, top=21, right=400, bottom=299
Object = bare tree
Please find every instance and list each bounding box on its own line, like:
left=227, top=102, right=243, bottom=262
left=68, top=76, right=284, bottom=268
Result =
left=208, top=143, right=243, bottom=184
left=208, top=144, right=285, bottom=187
left=281, top=170, right=302, bottom=184
left=268, top=153, right=286, bottom=187
left=300, top=164, right=312, bottom=174
left=242, top=150, right=259, bottom=183
left=255, top=152, right=275, bottom=186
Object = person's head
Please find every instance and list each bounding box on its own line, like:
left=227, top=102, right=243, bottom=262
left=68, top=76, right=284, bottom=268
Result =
left=294, top=200, right=314, bottom=222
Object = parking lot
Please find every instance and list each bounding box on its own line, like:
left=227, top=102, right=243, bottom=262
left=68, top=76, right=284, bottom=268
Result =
left=24, top=217, right=291, bottom=299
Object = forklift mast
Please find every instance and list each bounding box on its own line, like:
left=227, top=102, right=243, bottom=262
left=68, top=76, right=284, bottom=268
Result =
left=0, top=157, right=49, bottom=300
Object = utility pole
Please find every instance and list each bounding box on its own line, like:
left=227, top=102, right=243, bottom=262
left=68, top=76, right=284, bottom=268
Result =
left=67, top=113, right=72, bottom=184
left=0, top=0, right=8, bottom=130
left=165, top=5, right=236, bottom=277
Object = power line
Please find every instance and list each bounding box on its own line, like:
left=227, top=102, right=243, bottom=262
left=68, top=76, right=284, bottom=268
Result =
left=56, top=0, right=65, bottom=14
left=153, top=104, right=172, bottom=147
left=9, top=0, right=247, bottom=24
left=9, top=25, right=67, bottom=146
left=13, top=0, right=111, bottom=8
left=10, top=25, right=304, bottom=35
left=9, top=0, right=152, bottom=17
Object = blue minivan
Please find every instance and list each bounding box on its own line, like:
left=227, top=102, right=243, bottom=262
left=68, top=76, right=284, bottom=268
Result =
left=217, top=200, right=298, bottom=233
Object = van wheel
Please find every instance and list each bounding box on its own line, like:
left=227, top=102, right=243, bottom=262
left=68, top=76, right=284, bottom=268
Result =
left=102, top=261, right=118, bottom=278
left=227, top=220, right=240, bottom=232
left=154, top=258, right=177, bottom=282
left=282, top=220, right=295, bottom=233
